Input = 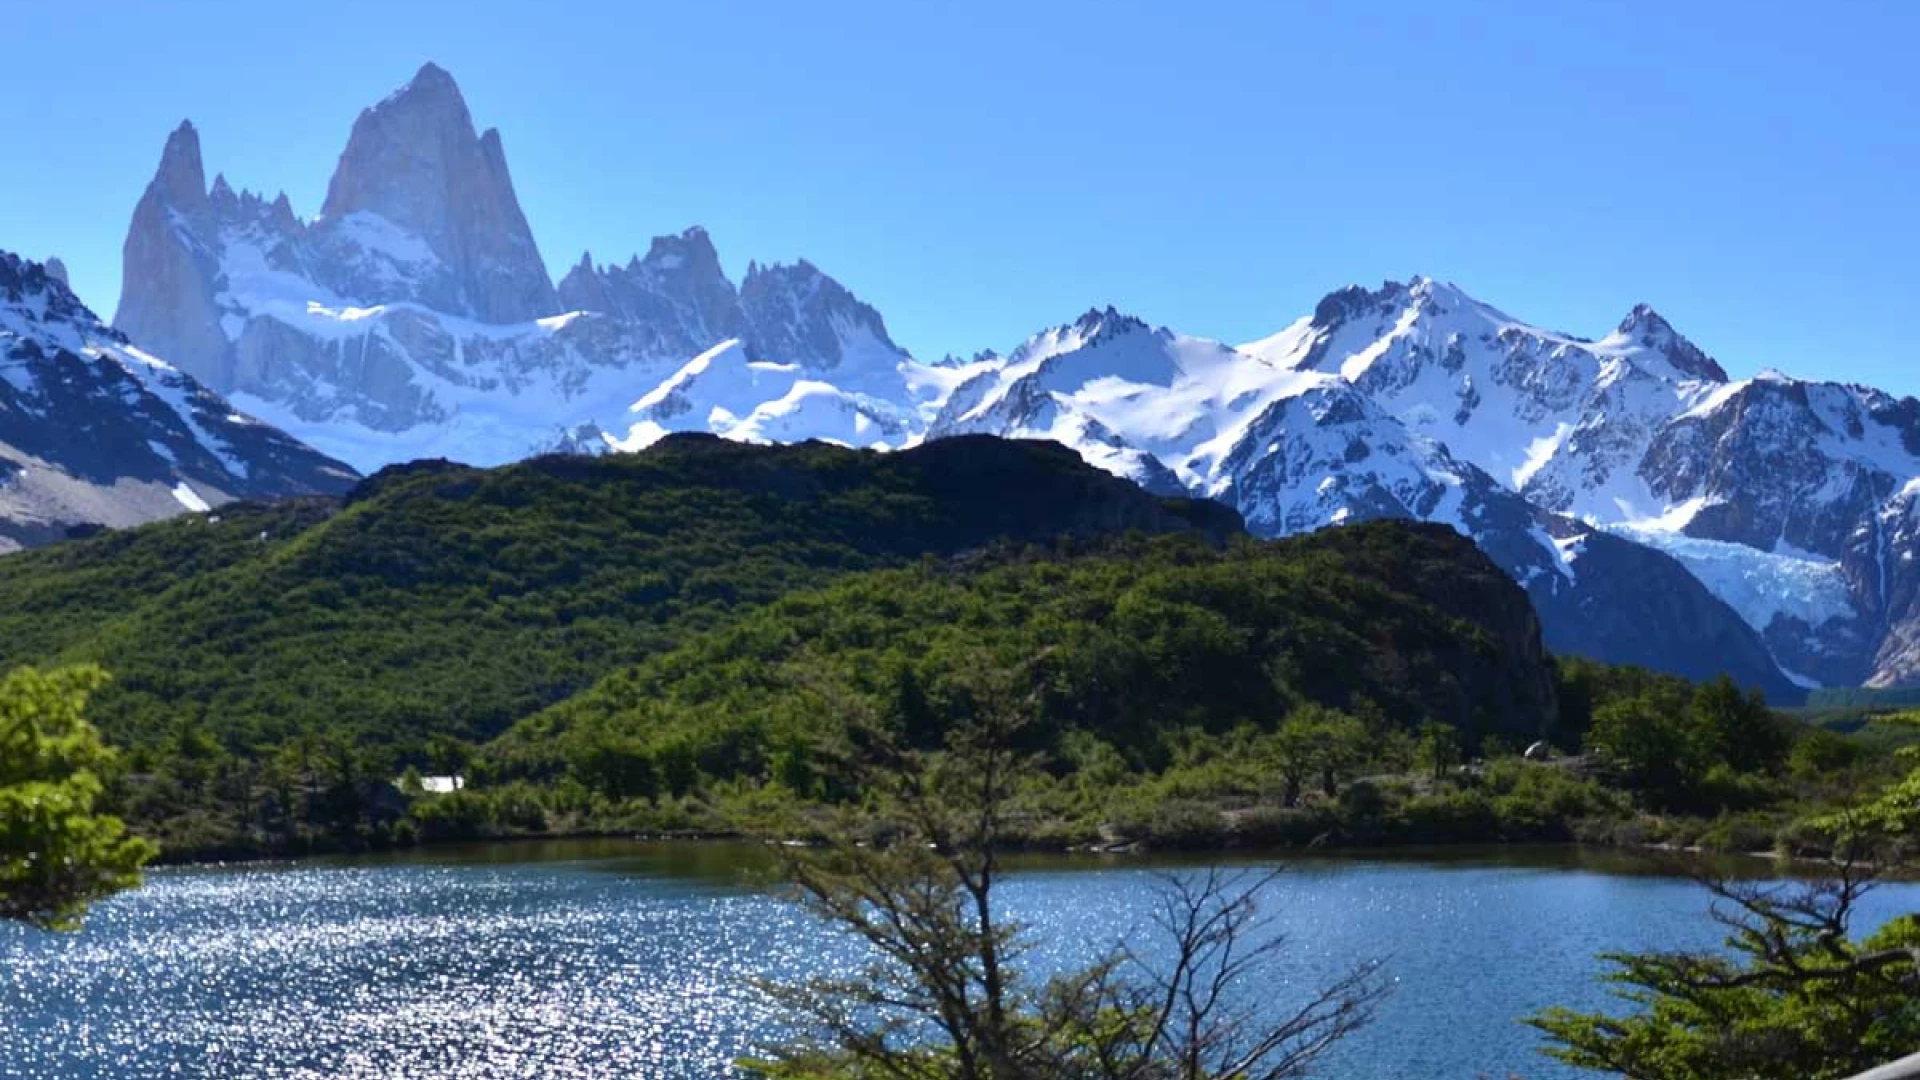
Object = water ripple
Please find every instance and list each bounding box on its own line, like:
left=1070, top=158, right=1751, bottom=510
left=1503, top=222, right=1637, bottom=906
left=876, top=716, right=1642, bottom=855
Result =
left=4, top=844, right=1916, bottom=1079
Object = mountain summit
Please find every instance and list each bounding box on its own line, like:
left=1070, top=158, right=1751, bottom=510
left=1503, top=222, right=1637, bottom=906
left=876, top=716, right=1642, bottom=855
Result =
left=320, top=62, right=556, bottom=322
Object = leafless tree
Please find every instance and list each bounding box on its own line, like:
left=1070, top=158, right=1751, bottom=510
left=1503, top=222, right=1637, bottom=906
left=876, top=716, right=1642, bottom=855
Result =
left=745, top=661, right=1387, bottom=1080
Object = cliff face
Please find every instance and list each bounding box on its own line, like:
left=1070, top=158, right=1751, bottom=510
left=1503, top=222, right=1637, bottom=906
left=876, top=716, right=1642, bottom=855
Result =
left=318, top=63, right=556, bottom=323
left=114, top=122, right=230, bottom=389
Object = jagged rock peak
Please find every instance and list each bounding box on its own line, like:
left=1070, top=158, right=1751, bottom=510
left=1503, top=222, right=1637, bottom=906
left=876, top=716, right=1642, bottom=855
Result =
left=3, top=251, right=118, bottom=344
left=150, top=120, right=209, bottom=213
left=1406, top=275, right=1476, bottom=306
left=324, top=64, right=485, bottom=220
left=1616, top=302, right=1728, bottom=382
left=641, top=226, right=723, bottom=273
left=113, top=118, right=230, bottom=385
left=739, top=257, right=902, bottom=367
left=744, top=257, right=820, bottom=282
left=266, top=191, right=302, bottom=234
left=3, top=250, right=58, bottom=299
left=320, top=63, right=557, bottom=324
left=375, top=61, right=466, bottom=112
left=1311, top=279, right=1413, bottom=327
left=1617, top=303, right=1692, bottom=346
left=1068, top=304, right=1149, bottom=339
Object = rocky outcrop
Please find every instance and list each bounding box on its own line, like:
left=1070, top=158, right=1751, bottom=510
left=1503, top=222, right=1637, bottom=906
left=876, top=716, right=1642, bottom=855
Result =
left=555, top=227, right=746, bottom=361
left=1535, top=529, right=1801, bottom=700
left=318, top=63, right=556, bottom=323
left=114, top=121, right=230, bottom=388
left=741, top=260, right=903, bottom=371
left=1614, top=304, right=1729, bottom=383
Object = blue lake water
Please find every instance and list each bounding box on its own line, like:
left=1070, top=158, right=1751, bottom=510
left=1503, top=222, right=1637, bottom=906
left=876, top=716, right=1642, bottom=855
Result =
left=4, top=841, right=1915, bottom=1079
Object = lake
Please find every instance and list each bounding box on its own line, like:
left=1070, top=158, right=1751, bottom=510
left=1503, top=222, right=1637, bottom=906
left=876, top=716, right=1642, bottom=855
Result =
left=4, top=841, right=1916, bottom=1079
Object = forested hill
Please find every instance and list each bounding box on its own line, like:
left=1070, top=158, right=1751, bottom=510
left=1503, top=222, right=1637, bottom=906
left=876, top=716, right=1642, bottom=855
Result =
left=488, top=521, right=1562, bottom=792
left=0, top=434, right=1241, bottom=752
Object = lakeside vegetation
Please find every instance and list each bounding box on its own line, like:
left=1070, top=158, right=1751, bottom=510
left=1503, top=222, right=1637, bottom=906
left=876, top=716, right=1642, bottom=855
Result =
left=1, top=436, right=1917, bottom=1079
left=0, top=436, right=1912, bottom=870
left=0, top=665, right=153, bottom=929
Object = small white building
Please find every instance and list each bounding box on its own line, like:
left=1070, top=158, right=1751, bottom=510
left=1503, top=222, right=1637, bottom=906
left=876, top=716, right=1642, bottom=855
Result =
left=396, top=774, right=466, bottom=794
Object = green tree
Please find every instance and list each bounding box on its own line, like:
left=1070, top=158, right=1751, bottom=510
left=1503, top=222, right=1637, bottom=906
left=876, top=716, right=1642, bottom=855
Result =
left=1315, top=711, right=1370, bottom=797
left=1266, top=706, right=1369, bottom=806
left=1787, top=729, right=1866, bottom=780
left=1267, top=712, right=1321, bottom=808
left=573, top=739, right=660, bottom=801
left=1531, top=860, right=1920, bottom=1080
left=1690, top=676, right=1788, bottom=775
left=1824, top=737, right=1920, bottom=854
left=1586, top=699, right=1707, bottom=809
left=1414, top=721, right=1461, bottom=782
left=0, top=666, right=156, bottom=929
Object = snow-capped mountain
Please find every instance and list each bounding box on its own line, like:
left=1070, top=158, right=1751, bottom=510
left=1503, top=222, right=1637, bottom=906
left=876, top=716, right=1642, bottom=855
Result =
left=927, top=281, right=1920, bottom=692
left=114, top=64, right=925, bottom=473
left=923, top=302, right=1793, bottom=697
left=105, top=61, right=1920, bottom=692
left=0, top=251, right=355, bottom=552
left=1236, top=279, right=1920, bottom=688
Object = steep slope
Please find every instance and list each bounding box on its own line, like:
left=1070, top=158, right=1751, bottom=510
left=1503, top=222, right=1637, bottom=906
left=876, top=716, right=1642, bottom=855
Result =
left=318, top=62, right=556, bottom=323
left=1236, top=279, right=1920, bottom=688
left=113, top=65, right=920, bottom=473
left=0, top=251, right=354, bottom=552
left=925, top=304, right=1797, bottom=698
left=493, top=520, right=1564, bottom=782
left=0, top=435, right=1237, bottom=751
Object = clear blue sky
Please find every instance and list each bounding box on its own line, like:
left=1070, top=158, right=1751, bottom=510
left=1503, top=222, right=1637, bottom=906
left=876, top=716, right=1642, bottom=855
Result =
left=4, top=0, right=1915, bottom=388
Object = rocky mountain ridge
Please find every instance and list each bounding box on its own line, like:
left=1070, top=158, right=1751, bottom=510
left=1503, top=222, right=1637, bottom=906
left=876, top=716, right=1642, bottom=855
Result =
left=104, top=63, right=1920, bottom=692
left=0, top=251, right=355, bottom=551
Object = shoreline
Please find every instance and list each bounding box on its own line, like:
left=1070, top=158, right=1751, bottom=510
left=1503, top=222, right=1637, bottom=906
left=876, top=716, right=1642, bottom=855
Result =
left=145, top=827, right=1818, bottom=878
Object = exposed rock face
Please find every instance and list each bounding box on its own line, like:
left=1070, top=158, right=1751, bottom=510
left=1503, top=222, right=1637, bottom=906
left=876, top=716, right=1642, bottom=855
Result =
left=1, top=251, right=356, bottom=551
left=112, top=64, right=917, bottom=472
left=319, top=63, right=556, bottom=323
left=555, top=227, right=746, bottom=361
left=1538, top=529, right=1793, bottom=696
left=740, top=260, right=902, bottom=371
left=115, top=121, right=231, bottom=389
left=1615, top=304, right=1729, bottom=383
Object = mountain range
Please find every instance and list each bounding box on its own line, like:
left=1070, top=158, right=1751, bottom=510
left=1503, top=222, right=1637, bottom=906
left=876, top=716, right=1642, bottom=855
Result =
left=8, top=62, right=1919, bottom=696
